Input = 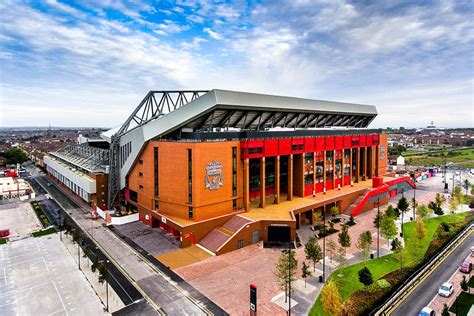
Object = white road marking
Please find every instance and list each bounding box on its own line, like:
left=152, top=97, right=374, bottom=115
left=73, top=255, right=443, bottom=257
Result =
left=52, top=281, right=69, bottom=316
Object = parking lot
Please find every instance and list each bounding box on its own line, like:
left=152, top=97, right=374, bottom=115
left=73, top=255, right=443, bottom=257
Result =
left=0, top=234, right=106, bottom=315
left=0, top=202, right=42, bottom=241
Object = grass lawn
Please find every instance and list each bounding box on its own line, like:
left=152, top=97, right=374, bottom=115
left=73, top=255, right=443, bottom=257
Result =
left=405, top=148, right=474, bottom=167
left=449, top=291, right=474, bottom=316
left=309, top=212, right=471, bottom=316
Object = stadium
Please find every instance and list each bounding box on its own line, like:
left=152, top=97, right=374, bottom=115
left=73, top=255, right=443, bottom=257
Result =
left=46, top=89, right=415, bottom=255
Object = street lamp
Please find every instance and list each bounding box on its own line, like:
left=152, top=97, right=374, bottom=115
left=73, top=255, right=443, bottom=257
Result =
left=99, top=259, right=110, bottom=312
left=412, top=174, right=416, bottom=221
left=376, top=198, right=380, bottom=258
left=400, top=189, right=404, bottom=238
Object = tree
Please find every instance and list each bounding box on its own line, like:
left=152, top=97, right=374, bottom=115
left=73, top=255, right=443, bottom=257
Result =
left=416, top=204, right=433, bottom=219
left=415, top=219, right=426, bottom=247
left=453, top=186, right=465, bottom=204
left=274, top=249, right=298, bottom=302
left=385, top=205, right=397, bottom=219
left=337, top=246, right=347, bottom=270
left=391, top=238, right=404, bottom=268
left=358, top=267, right=373, bottom=287
left=441, top=304, right=450, bottom=316
left=338, top=224, right=351, bottom=255
left=330, top=205, right=339, bottom=217
left=356, top=231, right=373, bottom=262
left=398, top=196, right=410, bottom=236
left=321, top=280, right=342, bottom=316
left=301, top=261, right=311, bottom=288
left=461, top=275, right=468, bottom=292
left=435, top=193, right=446, bottom=208
left=428, top=201, right=443, bottom=216
left=4, top=148, right=28, bottom=164
left=380, top=214, right=398, bottom=246
left=449, top=196, right=459, bottom=214
left=304, top=236, right=323, bottom=271
left=463, top=179, right=471, bottom=195
left=327, top=240, right=338, bottom=263
left=411, top=197, right=418, bottom=212
left=373, top=212, right=382, bottom=228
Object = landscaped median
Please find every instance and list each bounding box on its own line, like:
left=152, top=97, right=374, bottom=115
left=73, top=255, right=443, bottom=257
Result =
left=30, top=201, right=57, bottom=238
left=310, top=211, right=473, bottom=316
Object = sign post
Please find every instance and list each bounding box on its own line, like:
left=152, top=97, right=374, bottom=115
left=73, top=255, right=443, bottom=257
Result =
left=250, top=284, right=257, bottom=315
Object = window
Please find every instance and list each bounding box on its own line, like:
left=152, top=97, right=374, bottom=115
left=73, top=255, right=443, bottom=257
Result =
left=292, top=144, right=303, bottom=151
left=188, top=149, right=192, bottom=203
left=247, top=147, right=263, bottom=155
left=139, top=185, right=144, bottom=191
left=233, top=199, right=237, bottom=209
left=188, top=207, right=193, bottom=219
left=232, top=147, right=237, bottom=197
left=154, top=147, right=159, bottom=197
left=129, top=190, right=138, bottom=203
left=139, top=172, right=143, bottom=178
left=154, top=200, right=159, bottom=210
left=139, top=159, right=144, bottom=165
left=237, top=239, right=244, bottom=249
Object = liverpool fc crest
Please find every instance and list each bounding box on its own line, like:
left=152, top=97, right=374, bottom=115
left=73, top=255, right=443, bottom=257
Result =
left=205, top=161, right=223, bottom=190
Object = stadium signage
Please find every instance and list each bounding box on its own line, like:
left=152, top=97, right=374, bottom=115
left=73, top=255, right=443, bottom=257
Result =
left=380, top=144, right=386, bottom=160
left=205, top=161, right=223, bottom=190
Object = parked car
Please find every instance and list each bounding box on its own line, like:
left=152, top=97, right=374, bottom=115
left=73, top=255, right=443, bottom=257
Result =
left=459, top=261, right=472, bottom=273
left=438, top=282, right=454, bottom=297
left=419, top=307, right=435, bottom=316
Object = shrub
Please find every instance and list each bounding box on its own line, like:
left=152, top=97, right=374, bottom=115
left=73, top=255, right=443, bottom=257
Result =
left=358, top=267, right=373, bottom=287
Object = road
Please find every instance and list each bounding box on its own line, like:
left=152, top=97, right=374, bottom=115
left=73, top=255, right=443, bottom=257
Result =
left=391, top=229, right=474, bottom=315
left=31, top=171, right=215, bottom=316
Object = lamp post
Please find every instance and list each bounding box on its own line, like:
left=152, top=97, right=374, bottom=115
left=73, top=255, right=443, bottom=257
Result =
left=322, top=207, right=326, bottom=282
left=377, top=198, right=380, bottom=258
left=412, top=175, right=416, bottom=221
left=288, top=242, right=291, bottom=316
left=400, top=189, right=404, bottom=238
left=99, top=259, right=110, bottom=312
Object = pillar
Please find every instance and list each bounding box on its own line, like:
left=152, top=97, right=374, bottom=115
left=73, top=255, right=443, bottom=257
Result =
left=275, top=156, right=280, bottom=204
left=349, top=148, right=353, bottom=184
left=371, top=146, right=376, bottom=178
left=355, top=147, right=360, bottom=183
left=323, top=151, right=326, bottom=191
left=288, top=154, right=293, bottom=201
left=294, top=154, right=304, bottom=197
left=332, top=150, right=336, bottom=188
left=260, top=157, right=265, bottom=208
left=363, top=147, right=368, bottom=180
left=313, top=152, right=317, bottom=195
left=243, top=158, right=250, bottom=211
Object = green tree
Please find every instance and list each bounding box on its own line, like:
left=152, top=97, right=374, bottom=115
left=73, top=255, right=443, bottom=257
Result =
left=441, top=304, right=450, bottom=316
left=337, top=246, right=347, bottom=270
left=435, top=193, right=446, bottom=208
left=416, top=204, right=433, bottom=219
left=304, top=236, right=323, bottom=271
left=358, top=267, right=373, bottom=287
left=391, top=237, right=404, bottom=268
left=373, top=212, right=382, bottom=228
left=338, top=224, right=351, bottom=255
left=397, top=196, right=410, bottom=235
left=385, top=205, right=397, bottom=219
left=330, top=205, right=339, bottom=217
left=274, top=249, right=298, bottom=303
left=321, top=280, right=342, bottom=316
left=415, top=219, right=426, bottom=247
left=356, top=231, right=373, bottom=262
left=301, top=261, right=311, bottom=288
left=453, top=186, right=465, bottom=204
left=449, top=196, right=459, bottom=214
left=4, top=148, right=28, bottom=164
left=463, top=179, right=471, bottom=195
left=380, top=214, right=398, bottom=246
left=461, top=275, right=468, bottom=292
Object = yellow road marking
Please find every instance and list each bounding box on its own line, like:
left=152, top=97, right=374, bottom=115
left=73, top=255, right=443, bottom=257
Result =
left=385, top=226, right=473, bottom=315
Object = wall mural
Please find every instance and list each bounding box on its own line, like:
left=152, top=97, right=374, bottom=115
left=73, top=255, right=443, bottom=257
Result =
left=205, top=161, right=223, bottom=190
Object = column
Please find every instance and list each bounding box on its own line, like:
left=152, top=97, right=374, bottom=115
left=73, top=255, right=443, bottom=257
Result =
left=323, top=151, right=327, bottom=191
left=288, top=154, right=293, bottom=201
left=342, top=150, right=345, bottom=188
left=355, top=148, right=360, bottom=183
left=243, top=158, right=250, bottom=211
left=313, top=152, right=317, bottom=195
left=260, top=157, right=266, bottom=208
left=371, top=146, right=376, bottom=178
left=332, top=150, right=336, bottom=188
left=363, top=147, right=368, bottom=180
left=275, top=156, right=280, bottom=204
left=349, top=148, right=353, bottom=184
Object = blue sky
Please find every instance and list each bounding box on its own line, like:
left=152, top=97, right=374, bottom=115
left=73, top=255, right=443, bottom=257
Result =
left=0, top=0, right=472, bottom=128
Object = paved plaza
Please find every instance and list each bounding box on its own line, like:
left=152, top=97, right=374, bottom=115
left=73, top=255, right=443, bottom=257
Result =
left=0, top=202, right=42, bottom=241
left=0, top=234, right=106, bottom=316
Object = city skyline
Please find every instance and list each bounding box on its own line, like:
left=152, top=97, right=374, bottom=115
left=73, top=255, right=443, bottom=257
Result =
left=1, top=0, right=473, bottom=128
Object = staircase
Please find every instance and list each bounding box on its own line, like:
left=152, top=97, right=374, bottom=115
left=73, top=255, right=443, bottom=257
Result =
left=198, top=215, right=252, bottom=255
left=345, top=189, right=369, bottom=215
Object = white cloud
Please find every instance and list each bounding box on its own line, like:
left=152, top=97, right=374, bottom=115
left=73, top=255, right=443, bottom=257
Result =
left=203, top=27, right=223, bottom=40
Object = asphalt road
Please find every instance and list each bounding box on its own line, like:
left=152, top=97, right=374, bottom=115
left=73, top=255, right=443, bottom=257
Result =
left=392, top=229, right=474, bottom=315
